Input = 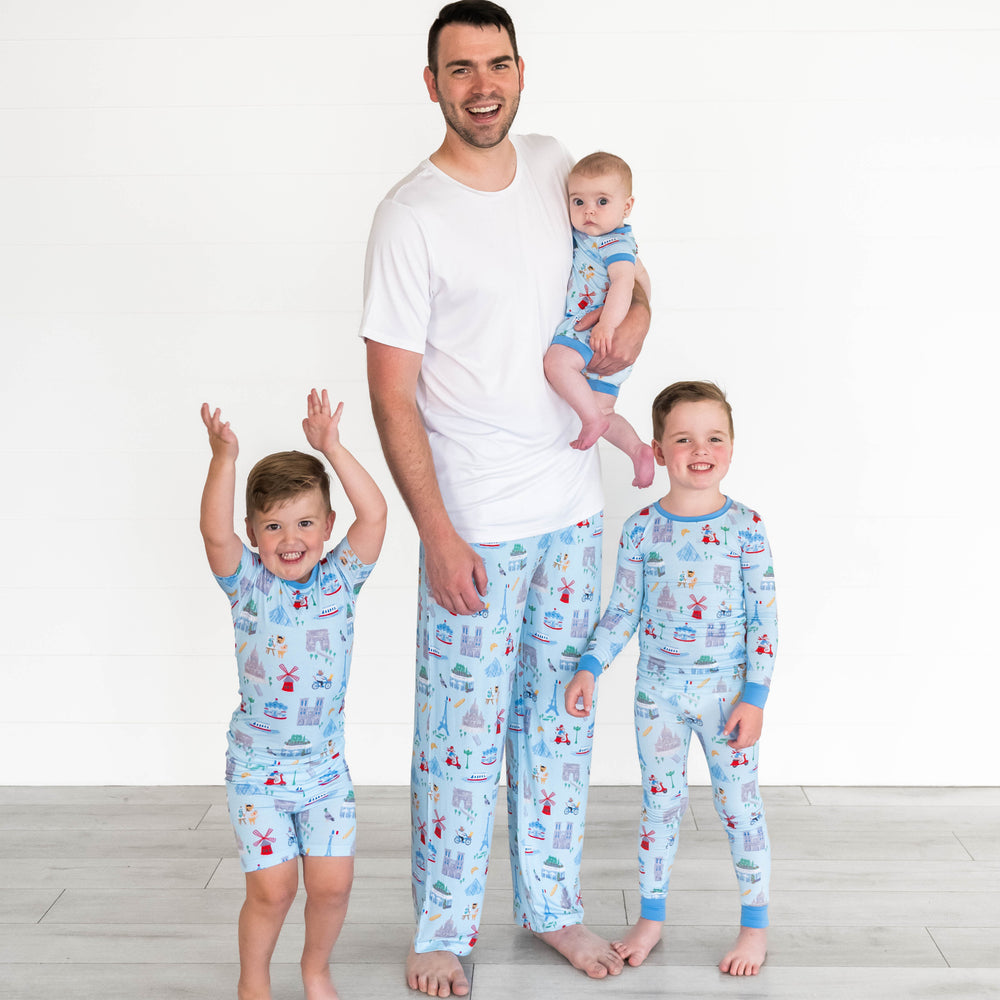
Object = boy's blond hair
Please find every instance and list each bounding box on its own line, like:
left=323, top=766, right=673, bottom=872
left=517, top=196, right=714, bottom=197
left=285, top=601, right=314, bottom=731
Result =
left=651, top=381, right=734, bottom=439
left=245, top=451, right=331, bottom=517
left=570, top=151, right=633, bottom=196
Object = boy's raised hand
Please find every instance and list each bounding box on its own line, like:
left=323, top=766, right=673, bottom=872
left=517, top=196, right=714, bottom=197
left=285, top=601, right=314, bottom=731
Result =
left=201, top=403, right=239, bottom=461
left=302, top=388, right=344, bottom=455
left=564, top=670, right=595, bottom=718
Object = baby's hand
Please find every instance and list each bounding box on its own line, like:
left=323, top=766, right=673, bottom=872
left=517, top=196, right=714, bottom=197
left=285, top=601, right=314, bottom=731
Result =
left=200, top=403, right=239, bottom=461
left=564, top=670, right=596, bottom=718
left=588, top=321, right=615, bottom=359
left=302, top=388, right=344, bottom=455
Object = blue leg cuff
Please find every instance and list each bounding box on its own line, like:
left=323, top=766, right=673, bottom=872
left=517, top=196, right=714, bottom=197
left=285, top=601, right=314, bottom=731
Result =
left=639, top=896, right=666, bottom=921
left=740, top=903, right=769, bottom=928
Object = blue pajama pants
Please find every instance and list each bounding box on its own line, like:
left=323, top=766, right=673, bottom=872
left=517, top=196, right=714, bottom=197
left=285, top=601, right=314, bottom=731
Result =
left=634, top=663, right=770, bottom=928
left=411, top=514, right=604, bottom=955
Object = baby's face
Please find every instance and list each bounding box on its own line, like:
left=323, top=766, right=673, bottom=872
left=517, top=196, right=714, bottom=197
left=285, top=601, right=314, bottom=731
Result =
left=567, top=171, right=634, bottom=237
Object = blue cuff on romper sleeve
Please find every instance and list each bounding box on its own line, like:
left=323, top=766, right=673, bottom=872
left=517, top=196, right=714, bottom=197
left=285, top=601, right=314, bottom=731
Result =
left=577, top=653, right=603, bottom=677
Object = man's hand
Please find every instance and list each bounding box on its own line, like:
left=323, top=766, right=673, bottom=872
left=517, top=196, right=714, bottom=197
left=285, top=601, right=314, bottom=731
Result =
left=200, top=403, right=239, bottom=462
left=302, top=387, right=343, bottom=455
left=564, top=670, right=595, bottom=718
left=423, top=529, right=488, bottom=616
left=723, top=702, right=763, bottom=750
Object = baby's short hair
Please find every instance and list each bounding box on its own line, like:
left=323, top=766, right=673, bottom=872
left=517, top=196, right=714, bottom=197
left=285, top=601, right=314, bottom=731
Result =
left=651, top=381, right=734, bottom=439
left=245, top=451, right=331, bottom=517
left=570, top=151, right=633, bottom=196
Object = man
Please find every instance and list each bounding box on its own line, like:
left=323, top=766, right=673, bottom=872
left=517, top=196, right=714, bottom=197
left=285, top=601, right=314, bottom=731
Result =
left=360, top=3, right=649, bottom=995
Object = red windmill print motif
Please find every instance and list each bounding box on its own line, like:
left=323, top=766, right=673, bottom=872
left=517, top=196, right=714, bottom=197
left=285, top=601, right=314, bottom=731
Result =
left=254, top=828, right=276, bottom=856
left=495, top=709, right=505, bottom=735
left=540, top=791, right=556, bottom=816
left=577, top=285, right=596, bottom=311
left=415, top=818, right=427, bottom=845
left=278, top=665, right=299, bottom=692
left=558, top=578, right=575, bottom=605
left=432, top=810, right=447, bottom=839
left=688, top=595, right=707, bottom=620
left=640, top=826, right=656, bottom=851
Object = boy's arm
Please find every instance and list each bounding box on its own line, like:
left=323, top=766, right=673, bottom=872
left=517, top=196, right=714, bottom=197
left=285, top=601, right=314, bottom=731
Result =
left=302, top=388, right=387, bottom=567
left=564, top=519, right=647, bottom=716
left=366, top=341, right=488, bottom=614
left=588, top=260, right=636, bottom=358
left=199, top=403, right=244, bottom=578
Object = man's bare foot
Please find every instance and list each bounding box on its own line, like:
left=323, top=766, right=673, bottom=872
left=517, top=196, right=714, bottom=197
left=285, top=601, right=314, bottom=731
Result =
left=570, top=416, right=611, bottom=450
left=406, top=945, right=469, bottom=997
left=535, top=924, right=624, bottom=979
left=630, top=443, right=655, bottom=488
left=718, top=926, right=767, bottom=976
left=302, top=967, right=340, bottom=1000
left=611, top=917, right=663, bottom=967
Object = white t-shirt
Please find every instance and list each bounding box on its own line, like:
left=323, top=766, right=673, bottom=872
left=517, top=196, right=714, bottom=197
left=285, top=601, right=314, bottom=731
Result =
left=359, top=134, right=602, bottom=541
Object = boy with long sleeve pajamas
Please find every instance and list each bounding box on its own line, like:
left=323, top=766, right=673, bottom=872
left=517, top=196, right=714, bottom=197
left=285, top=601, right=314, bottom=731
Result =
left=565, top=380, right=777, bottom=977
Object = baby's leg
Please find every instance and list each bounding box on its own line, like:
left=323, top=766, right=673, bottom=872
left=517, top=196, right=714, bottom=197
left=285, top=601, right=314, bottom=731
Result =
left=543, top=344, right=609, bottom=449
left=599, top=400, right=655, bottom=488
left=239, top=860, right=299, bottom=1000
left=301, top=855, right=354, bottom=1000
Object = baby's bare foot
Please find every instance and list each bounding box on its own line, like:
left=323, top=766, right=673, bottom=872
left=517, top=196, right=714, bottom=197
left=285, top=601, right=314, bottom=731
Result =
left=630, top=443, right=655, bottom=488
left=570, top=416, right=611, bottom=450
left=611, top=917, right=663, bottom=967
left=719, top=925, right=767, bottom=976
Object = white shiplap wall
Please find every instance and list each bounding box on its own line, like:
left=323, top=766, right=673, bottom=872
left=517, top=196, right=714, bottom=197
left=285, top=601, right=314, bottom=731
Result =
left=2, top=1, right=997, bottom=785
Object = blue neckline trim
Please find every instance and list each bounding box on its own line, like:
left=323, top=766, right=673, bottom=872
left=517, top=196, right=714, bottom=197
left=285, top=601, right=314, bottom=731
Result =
left=652, top=497, right=732, bottom=522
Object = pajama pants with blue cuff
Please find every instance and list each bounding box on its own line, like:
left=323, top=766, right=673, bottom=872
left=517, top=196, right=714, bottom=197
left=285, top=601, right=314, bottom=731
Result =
left=633, top=662, right=770, bottom=928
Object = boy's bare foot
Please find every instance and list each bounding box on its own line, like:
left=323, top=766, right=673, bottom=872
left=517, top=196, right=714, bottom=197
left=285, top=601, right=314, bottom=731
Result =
left=534, top=924, right=624, bottom=978
left=303, top=967, right=340, bottom=1000
left=237, top=979, right=271, bottom=1000
left=406, top=945, right=469, bottom=997
left=611, top=917, right=663, bottom=967
left=630, top=443, right=655, bottom=488
left=718, top=926, right=767, bottom=976
left=570, top=416, right=611, bottom=450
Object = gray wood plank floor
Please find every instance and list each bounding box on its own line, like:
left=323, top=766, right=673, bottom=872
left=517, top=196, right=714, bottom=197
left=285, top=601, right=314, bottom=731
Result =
left=1, top=785, right=997, bottom=999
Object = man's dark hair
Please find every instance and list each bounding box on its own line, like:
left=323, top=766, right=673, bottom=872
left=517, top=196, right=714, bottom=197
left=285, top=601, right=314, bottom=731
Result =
left=428, top=1, right=519, bottom=74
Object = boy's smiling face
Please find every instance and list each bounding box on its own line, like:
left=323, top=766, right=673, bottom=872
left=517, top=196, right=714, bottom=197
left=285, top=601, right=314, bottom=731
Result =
left=653, top=400, right=734, bottom=502
left=568, top=171, right=634, bottom=237
left=245, top=487, right=335, bottom=584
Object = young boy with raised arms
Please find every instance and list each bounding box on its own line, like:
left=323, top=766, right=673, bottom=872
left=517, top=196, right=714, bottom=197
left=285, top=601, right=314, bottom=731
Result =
left=543, top=151, right=654, bottom=488
left=565, top=380, right=777, bottom=976
left=200, top=388, right=387, bottom=1000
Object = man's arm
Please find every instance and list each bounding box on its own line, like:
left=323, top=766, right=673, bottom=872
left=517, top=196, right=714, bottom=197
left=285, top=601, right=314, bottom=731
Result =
left=366, top=340, right=487, bottom=615
left=580, top=279, right=651, bottom=377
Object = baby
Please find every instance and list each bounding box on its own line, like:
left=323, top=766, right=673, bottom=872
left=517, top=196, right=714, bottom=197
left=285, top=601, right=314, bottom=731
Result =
left=543, top=151, right=654, bottom=487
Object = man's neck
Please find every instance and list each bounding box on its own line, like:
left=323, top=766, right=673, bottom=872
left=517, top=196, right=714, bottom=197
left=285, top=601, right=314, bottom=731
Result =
left=429, top=134, right=517, bottom=192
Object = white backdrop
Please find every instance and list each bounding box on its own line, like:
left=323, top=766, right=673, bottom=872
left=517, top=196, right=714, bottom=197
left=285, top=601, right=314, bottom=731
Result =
left=2, top=1, right=997, bottom=785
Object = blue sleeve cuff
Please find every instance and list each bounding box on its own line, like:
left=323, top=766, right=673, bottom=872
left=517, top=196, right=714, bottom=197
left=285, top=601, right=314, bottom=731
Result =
left=578, top=653, right=603, bottom=677
left=741, top=682, right=769, bottom=709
